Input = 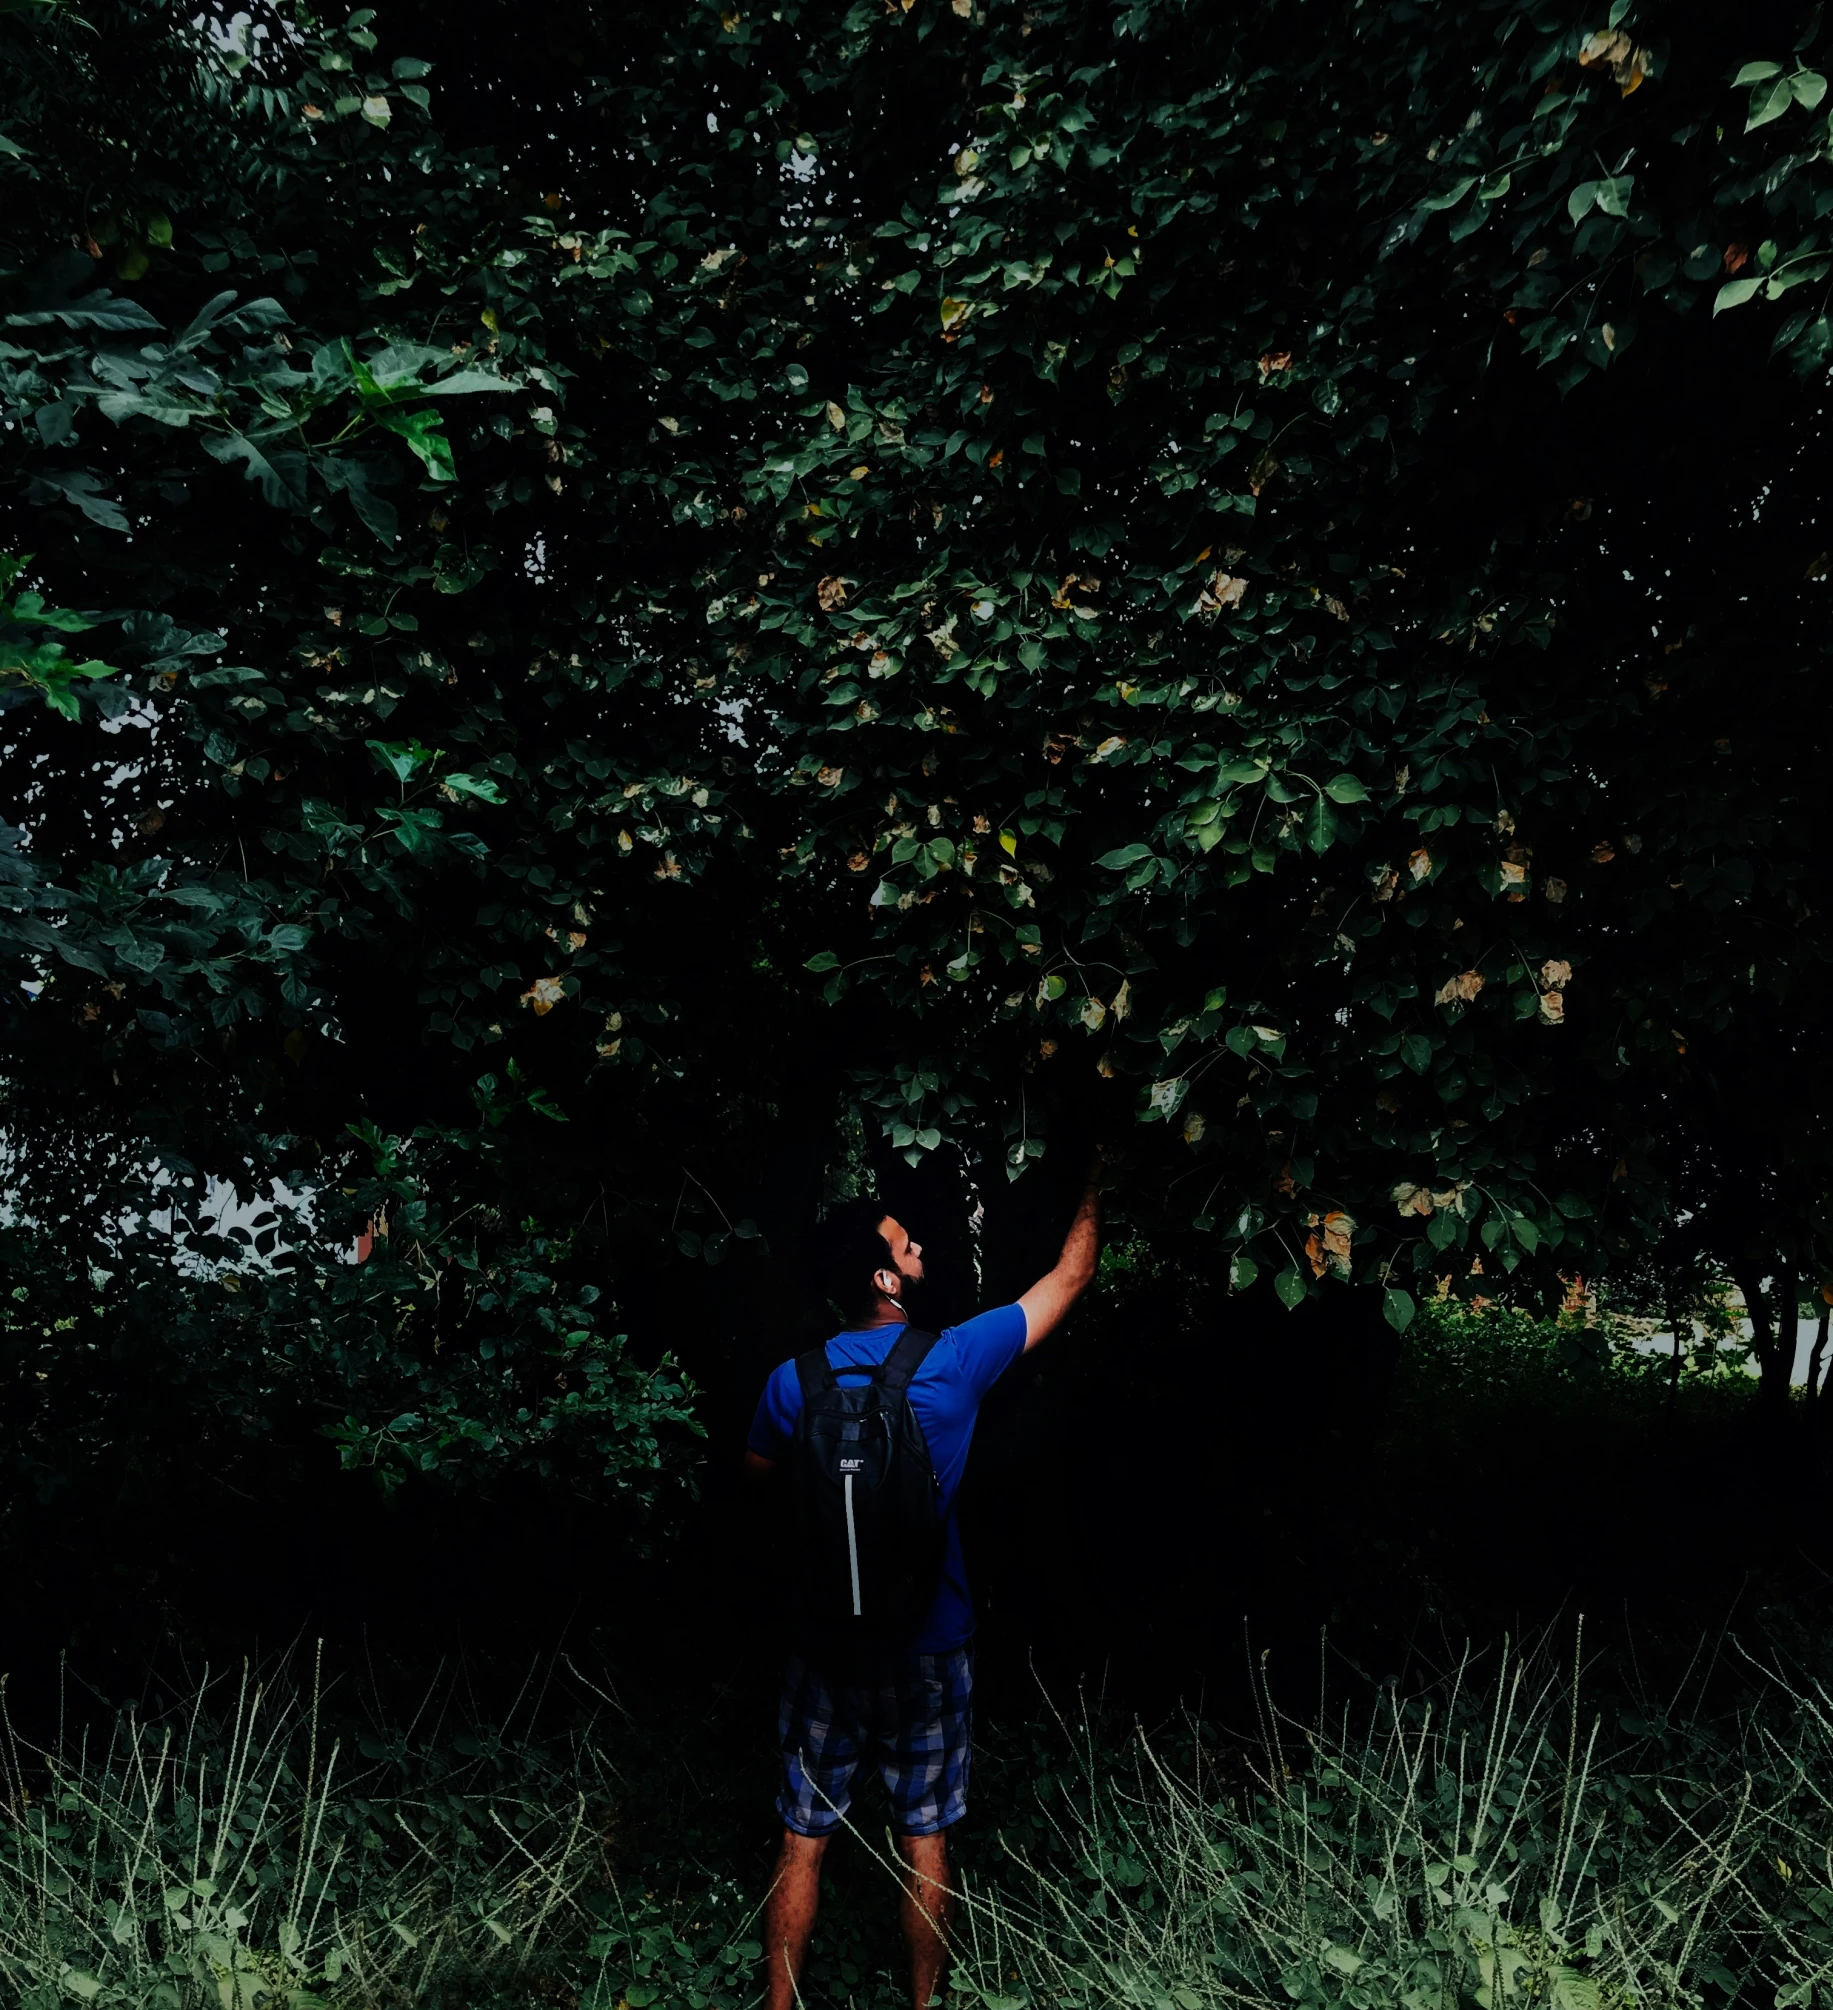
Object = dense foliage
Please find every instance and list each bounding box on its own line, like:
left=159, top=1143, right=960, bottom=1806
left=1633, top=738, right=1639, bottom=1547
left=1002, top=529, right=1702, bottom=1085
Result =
left=4, top=0, right=1831, bottom=1516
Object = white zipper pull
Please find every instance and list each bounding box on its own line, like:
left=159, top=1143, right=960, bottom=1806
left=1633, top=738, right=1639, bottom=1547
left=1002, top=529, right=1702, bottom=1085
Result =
left=843, top=1471, right=862, bottom=1617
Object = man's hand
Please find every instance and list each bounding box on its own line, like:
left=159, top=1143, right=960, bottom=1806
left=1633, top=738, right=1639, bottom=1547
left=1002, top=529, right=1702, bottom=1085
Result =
left=1016, top=1158, right=1101, bottom=1351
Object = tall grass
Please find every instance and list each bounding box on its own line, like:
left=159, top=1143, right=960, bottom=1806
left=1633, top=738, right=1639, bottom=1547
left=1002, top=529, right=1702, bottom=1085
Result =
left=9, top=1635, right=1833, bottom=2009
left=0, top=1650, right=611, bottom=2008
left=941, top=1633, right=1833, bottom=2010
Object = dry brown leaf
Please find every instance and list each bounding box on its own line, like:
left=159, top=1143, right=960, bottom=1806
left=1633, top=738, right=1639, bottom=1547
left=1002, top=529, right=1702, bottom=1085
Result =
left=1391, top=1181, right=1434, bottom=1217
left=816, top=575, right=849, bottom=611
left=1435, top=970, right=1486, bottom=1006
left=1578, top=28, right=1631, bottom=66
left=1194, top=571, right=1249, bottom=619
left=1304, top=1209, right=1355, bottom=1278
left=1578, top=28, right=1647, bottom=91
left=1545, top=877, right=1568, bottom=904
left=521, top=976, right=566, bottom=1016
left=1539, top=989, right=1565, bottom=1024
left=1407, top=847, right=1432, bottom=883
left=1540, top=958, right=1572, bottom=988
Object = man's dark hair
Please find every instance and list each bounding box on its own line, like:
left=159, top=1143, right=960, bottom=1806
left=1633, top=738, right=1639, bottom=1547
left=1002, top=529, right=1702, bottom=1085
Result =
left=812, top=1198, right=895, bottom=1323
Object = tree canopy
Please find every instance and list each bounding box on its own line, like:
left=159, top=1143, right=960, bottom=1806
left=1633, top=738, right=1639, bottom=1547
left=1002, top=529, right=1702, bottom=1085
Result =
left=3, top=0, right=1829, bottom=1519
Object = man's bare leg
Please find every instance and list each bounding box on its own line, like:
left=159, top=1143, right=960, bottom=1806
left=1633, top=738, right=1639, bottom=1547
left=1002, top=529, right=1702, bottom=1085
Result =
left=896, top=1829, right=954, bottom=2009
left=762, top=1828, right=829, bottom=2010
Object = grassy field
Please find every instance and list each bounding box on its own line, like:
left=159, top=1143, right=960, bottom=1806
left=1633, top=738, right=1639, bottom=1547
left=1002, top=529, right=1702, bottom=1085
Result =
left=8, top=1619, right=1833, bottom=2010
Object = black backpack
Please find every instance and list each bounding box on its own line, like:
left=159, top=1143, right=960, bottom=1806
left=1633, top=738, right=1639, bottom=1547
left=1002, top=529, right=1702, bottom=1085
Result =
left=789, top=1325, right=945, bottom=1645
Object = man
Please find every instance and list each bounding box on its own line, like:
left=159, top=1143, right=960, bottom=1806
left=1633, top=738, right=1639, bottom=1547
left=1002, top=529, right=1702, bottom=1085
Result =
left=744, top=1167, right=1101, bottom=2010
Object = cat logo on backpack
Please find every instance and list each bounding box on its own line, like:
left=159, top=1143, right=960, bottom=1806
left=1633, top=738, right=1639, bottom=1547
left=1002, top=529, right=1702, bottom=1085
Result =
left=790, top=1327, right=945, bottom=1645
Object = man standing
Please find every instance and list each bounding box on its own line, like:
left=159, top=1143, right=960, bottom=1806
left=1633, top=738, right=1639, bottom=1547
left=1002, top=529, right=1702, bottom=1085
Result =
left=744, top=1168, right=1101, bottom=2010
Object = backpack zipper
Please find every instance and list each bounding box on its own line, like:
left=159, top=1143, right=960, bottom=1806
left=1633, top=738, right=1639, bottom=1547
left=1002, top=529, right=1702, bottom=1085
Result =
left=843, top=1471, right=862, bottom=1617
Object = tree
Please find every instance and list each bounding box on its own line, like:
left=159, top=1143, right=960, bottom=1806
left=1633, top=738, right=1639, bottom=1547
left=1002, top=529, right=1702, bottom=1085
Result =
left=4, top=0, right=1830, bottom=1535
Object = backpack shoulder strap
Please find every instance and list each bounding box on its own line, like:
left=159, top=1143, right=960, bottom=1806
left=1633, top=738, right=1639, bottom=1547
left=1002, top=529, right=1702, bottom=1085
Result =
left=793, top=1346, right=838, bottom=1408
left=878, top=1325, right=940, bottom=1396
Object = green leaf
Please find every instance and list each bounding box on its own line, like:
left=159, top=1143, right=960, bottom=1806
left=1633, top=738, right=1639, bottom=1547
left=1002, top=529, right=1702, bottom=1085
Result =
left=1747, top=76, right=1794, bottom=128
left=1095, top=843, right=1155, bottom=869
left=27, top=469, right=129, bottom=532
left=1567, top=180, right=1598, bottom=224
left=418, top=368, right=521, bottom=398
left=804, top=950, right=841, bottom=971
left=1594, top=175, right=1634, bottom=218
left=1420, top=176, right=1476, bottom=213
left=1551, top=1967, right=1602, bottom=2010
left=1401, top=1033, right=1433, bottom=1073
left=375, top=405, right=456, bottom=482
left=1383, top=1287, right=1416, bottom=1334
left=1304, top=795, right=1339, bottom=853
left=441, top=772, right=504, bottom=803
left=1732, top=61, right=1783, bottom=85
left=1714, top=276, right=1765, bottom=313
left=367, top=739, right=436, bottom=784
left=202, top=433, right=307, bottom=510
left=1323, top=773, right=1369, bottom=803
left=1791, top=69, right=1828, bottom=110
left=1274, top=1265, right=1307, bottom=1310
left=8, top=591, right=92, bottom=633
left=1229, top=1253, right=1258, bottom=1291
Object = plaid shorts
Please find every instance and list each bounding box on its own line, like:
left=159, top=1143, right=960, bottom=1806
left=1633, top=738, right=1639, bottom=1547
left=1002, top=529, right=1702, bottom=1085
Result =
left=776, top=1645, right=973, bottom=1838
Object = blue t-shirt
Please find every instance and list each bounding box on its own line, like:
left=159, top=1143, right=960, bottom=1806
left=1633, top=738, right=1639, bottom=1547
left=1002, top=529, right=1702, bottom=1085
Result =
left=748, top=1305, right=1028, bottom=1653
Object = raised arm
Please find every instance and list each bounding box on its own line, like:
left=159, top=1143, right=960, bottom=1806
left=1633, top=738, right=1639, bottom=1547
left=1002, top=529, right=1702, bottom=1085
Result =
left=1015, top=1163, right=1101, bottom=1351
